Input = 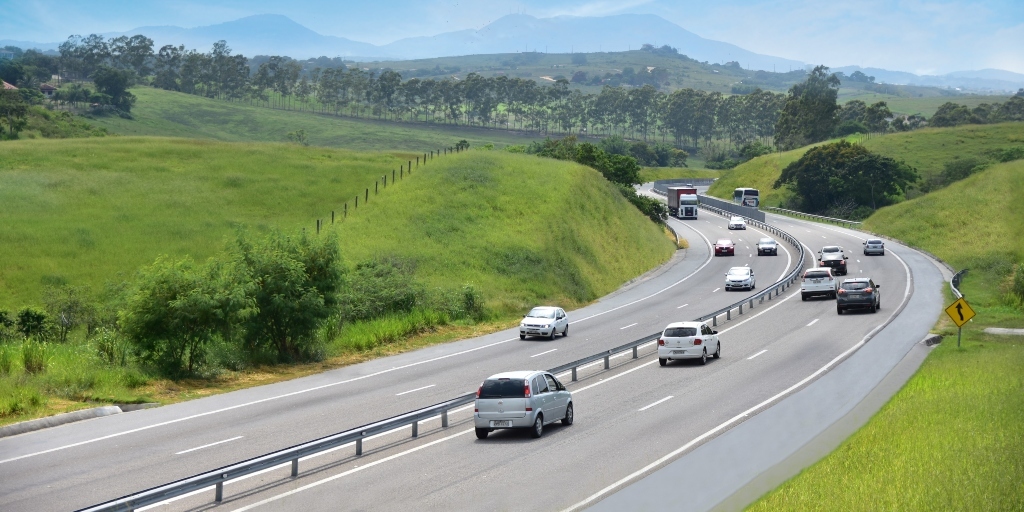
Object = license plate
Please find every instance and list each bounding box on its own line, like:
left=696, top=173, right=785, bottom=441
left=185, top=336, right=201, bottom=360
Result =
left=490, top=420, right=512, bottom=428
left=813, top=279, right=821, bottom=283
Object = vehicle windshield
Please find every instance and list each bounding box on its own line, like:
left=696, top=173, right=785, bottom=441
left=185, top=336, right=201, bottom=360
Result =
left=822, top=247, right=840, bottom=253
left=759, top=238, right=775, bottom=244
left=479, top=378, right=526, bottom=398
left=526, top=308, right=556, bottom=319
left=717, top=239, right=733, bottom=246
left=842, top=281, right=870, bottom=290
left=664, top=327, right=698, bottom=337
left=728, top=268, right=750, bottom=276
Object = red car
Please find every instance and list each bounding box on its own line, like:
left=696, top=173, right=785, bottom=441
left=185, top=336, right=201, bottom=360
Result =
left=714, top=238, right=735, bottom=256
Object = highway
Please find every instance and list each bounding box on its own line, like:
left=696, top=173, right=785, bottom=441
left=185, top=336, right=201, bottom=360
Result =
left=0, top=201, right=930, bottom=512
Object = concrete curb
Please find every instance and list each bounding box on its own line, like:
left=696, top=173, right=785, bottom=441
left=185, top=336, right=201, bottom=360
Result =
left=0, top=403, right=159, bottom=439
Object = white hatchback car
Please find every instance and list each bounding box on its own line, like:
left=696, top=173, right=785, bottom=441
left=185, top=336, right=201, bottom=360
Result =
left=520, top=307, right=568, bottom=340
left=728, top=216, right=747, bottom=230
left=725, top=267, right=755, bottom=291
left=474, top=371, right=573, bottom=439
left=658, top=321, right=720, bottom=366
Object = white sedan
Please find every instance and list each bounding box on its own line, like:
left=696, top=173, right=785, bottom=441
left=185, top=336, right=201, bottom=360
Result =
left=520, top=306, right=568, bottom=340
left=725, top=266, right=755, bottom=290
left=728, top=216, right=747, bottom=230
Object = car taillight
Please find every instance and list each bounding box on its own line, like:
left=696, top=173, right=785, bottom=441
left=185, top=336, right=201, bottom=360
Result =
left=524, top=382, right=532, bottom=398
left=840, top=260, right=846, bottom=265
left=525, top=407, right=532, bottom=411
left=838, top=289, right=846, bottom=295
left=476, top=386, right=482, bottom=398
left=863, top=288, right=873, bottom=294
left=658, top=338, right=665, bottom=346
left=820, top=260, right=825, bottom=265
left=694, top=338, right=702, bottom=345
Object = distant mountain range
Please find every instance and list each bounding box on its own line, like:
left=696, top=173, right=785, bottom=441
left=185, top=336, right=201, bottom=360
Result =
left=4, top=13, right=1023, bottom=92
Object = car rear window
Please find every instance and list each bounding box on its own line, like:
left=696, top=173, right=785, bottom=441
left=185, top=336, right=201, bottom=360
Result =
left=867, top=239, right=883, bottom=244
left=822, top=247, right=840, bottom=253
left=664, top=327, right=698, bottom=337
left=717, top=239, right=732, bottom=245
left=842, top=282, right=869, bottom=290
left=805, top=270, right=830, bottom=279
left=479, top=378, right=526, bottom=398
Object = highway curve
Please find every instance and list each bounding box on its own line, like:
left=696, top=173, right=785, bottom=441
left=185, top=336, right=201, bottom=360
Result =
left=0, top=201, right=939, bottom=512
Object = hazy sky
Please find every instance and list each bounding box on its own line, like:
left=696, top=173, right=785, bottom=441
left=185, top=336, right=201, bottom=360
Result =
left=3, top=0, right=1022, bottom=74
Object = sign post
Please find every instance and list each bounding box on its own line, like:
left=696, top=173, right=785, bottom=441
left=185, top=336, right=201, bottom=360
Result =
left=944, top=297, right=976, bottom=347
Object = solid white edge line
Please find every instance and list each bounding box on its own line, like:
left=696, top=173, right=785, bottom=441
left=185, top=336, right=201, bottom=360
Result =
left=530, top=349, right=558, bottom=358
left=395, top=384, right=435, bottom=396
left=746, top=350, right=768, bottom=360
left=175, top=436, right=244, bottom=455
left=639, top=396, right=674, bottom=412
left=561, top=234, right=915, bottom=512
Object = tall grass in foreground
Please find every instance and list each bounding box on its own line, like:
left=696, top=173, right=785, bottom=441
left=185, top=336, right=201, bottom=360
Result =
left=749, top=158, right=1024, bottom=510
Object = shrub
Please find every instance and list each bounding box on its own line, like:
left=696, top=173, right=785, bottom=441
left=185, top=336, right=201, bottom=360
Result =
left=0, top=345, right=14, bottom=375
left=43, top=285, right=95, bottom=343
left=339, top=258, right=418, bottom=322
left=95, top=328, right=132, bottom=367
left=941, top=156, right=988, bottom=184
left=16, top=307, right=49, bottom=340
left=989, top=146, right=1024, bottom=163
left=740, top=141, right=774, bottom=161
left=834, top=120, right=869, bottom=137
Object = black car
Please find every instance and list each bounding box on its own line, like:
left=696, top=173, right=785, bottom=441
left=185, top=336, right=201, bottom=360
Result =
left=836, top=278, right=880, bottom=314
left=818, top=246, right=848, bottom=275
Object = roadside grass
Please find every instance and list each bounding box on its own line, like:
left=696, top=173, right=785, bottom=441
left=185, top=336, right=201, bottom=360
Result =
left=639, top=166, right=719, bottom=183
left=748, top=159, right=1024, bottom=511
left=84, top=87, right=545, bottom=151
left=706, top=123, right=1024, bottom=206
left=0, top=143, right=674, bottom=425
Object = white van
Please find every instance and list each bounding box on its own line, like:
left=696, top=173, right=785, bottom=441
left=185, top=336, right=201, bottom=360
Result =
left=801, top=268, right=838, bottom=300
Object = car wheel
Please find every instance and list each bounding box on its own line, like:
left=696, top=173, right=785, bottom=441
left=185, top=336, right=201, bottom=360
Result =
left=563, top=324, right=569, bottom=337
left=475, top=428, right=489, bottom=439
left=520, top=334, right=526, bottom=340
left=549, top=327, right=557, bottom=341
left=837, top=305, right=843, bottom=315
left=713, top=341, right=721, bottom=359
left=530, top=414, right=544, bottom=438
left=801, top=293, right=807, bottom=301
left=562, top=403, right=574, bottom=426
left=699, top=349, right=708, bottom=366
left=659, top=357, right=667, bottom=366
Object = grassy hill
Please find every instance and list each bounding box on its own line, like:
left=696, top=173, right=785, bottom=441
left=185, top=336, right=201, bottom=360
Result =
left=750, top=159, right=1024, bottom=511
left=707, top=123, right=1024, bottom=207
left=83, top=87, right=545, bottom=151
left=0, top=137, right=414, bottom=308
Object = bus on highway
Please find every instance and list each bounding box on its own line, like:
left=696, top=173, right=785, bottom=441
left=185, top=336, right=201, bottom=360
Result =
left=733, top=188, right=760, bottom=207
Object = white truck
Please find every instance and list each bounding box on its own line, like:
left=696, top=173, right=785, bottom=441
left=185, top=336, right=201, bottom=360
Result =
left=667, top=185, right=699, bottom=219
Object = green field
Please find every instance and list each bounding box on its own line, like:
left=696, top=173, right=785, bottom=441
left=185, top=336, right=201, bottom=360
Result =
left=0, top=138, right=674, bottom=422
left=837, top=89, right=1011, bottom=117
left=84, top=87, right=546, bottom=151
left=707, top=123, right=1024, bottom=206
left=0, top=137, right=407, bottom=309
left=750, top=159, right=1024, bottom=511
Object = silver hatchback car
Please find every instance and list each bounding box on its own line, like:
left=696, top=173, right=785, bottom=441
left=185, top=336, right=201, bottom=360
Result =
left=474, top=371, right=573, bottom=439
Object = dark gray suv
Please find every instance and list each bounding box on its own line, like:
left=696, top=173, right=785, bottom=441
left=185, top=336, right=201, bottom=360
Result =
left=836, top=278, right=880, bottom=314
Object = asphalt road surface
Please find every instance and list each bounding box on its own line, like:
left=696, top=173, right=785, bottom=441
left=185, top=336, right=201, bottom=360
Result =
left=0, top=204, right=931, bottom=512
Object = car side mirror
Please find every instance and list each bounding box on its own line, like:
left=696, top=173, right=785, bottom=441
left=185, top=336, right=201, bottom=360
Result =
left=712, top=331, right=718, bottom=334
left=876, top=285, right=881, bottom=288
left=844, top=256, right=849, bottom=259
left=863, top=242, right=866, bottom=245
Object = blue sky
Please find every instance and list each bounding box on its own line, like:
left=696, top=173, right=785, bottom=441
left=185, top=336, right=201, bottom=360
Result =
left=2, top=0, right=1022, bottom=74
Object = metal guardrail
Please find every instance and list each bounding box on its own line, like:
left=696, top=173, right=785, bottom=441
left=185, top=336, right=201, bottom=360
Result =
left=81, top=201, right=808, bottom=512
left=79, top=393, right=477, bottom=512
left=761, top=206, right=862, bottom=229
left=950, top=268, right=968, bottom=299
left=698, top=193, right=765, bottom=222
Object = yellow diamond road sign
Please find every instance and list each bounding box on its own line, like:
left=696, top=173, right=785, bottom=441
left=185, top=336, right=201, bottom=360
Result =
left=945, top=297, right=976, bottom=328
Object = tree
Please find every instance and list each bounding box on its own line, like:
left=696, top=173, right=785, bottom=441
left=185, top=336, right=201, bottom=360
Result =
left=43, top=285, right=94, bottom=343
left=929, top=102, right=973, bottom=127
left=0, top=89, right=29, bottom=137
left=235, top=230, right=343, bottom=361
left=864, top=101, right=892, bottom=133
left=775, top=65, right=841, bottom=150
left=774, top=140, right=917, bottom=213
left=92, top=65, right=137, bottom=112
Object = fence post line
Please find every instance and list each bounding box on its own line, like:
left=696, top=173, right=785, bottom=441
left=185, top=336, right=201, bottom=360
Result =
left=216, top=482, right=223, bottom=502
left=572, top=367, right=577, bottom=381
left=442, top=410, right=449, bottom=428
left=375, top=181, right=378, bottom=194
left=392, top=169, right=395, bottom=182
left=408, top=160, right=412, bottom=172
left=345, top=203, right=348, bottom=217
left=633, top=346, right=638, bottom=359
left=603, top=355, right=610, bottom=370
left=331, top=211, right=335, bottom=224
left=291, top=459, right=299, bottom=477
left=365, top=188, right=368, bottom=202
left=412, top=421, right=418, bottom=438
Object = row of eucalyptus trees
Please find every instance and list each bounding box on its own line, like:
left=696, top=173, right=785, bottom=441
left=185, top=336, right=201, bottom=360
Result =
left=58, top=35, right=788, bottom=148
